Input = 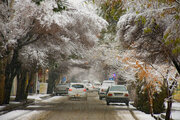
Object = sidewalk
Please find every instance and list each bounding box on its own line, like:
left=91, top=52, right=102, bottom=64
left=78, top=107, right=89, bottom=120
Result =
left=157, top=101, right=180, bottom=120
left=0, top=94, right=52, bottom=116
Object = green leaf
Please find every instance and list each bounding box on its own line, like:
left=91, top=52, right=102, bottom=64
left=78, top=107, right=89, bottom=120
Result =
left=141, top=16, right=146, bottom=25
left=144, top=27, right=152, bottom=34
left=174, top=14, right=179, bottom=20
left=136, top=11, right=139, bottom=14
left=163, top=33, right=169, bottom=39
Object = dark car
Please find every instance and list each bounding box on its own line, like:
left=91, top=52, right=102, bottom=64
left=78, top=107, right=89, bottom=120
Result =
left=54, top=83, right=70, bottom=95
left=106, top=85, right=129, bottom=106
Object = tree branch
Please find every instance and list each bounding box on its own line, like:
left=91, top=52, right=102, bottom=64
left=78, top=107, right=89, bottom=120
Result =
left=0, top=31, right=5, bottom=41
left=175, top=0, right=180, bottom=4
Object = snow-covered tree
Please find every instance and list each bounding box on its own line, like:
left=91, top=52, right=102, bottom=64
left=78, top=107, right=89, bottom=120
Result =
left=0, top=0, right=107, bottom=104
left=116, top=0, right=180, bottom=119
left=117, top=0, right=180, bottom=71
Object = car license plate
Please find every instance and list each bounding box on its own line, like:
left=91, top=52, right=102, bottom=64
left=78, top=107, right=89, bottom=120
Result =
left=114, top=93, right=123, bottom=96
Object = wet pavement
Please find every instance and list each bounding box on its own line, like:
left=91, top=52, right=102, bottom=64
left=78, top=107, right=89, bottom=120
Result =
left=22, top=92, right=137, bottom=120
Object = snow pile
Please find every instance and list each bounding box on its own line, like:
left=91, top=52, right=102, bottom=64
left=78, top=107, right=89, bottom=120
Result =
left=27, top=94, right=50, bottom=101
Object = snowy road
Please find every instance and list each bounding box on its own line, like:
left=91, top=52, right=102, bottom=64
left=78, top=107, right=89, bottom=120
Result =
left=22, top=92, right=145, bottom=120
left=0, top=92, right=155, bottom=120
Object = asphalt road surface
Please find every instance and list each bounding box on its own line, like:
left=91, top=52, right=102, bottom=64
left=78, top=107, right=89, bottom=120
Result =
left=25, top=92, right=137, bottom=120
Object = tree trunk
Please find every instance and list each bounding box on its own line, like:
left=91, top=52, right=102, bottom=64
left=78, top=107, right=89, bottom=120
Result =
left=148, top=89, right=154, bottom=117
left=0, top=59, right=6, bottom=105
left=47, top=70, right=59, bottom=94
left=24, top=72, right=34, bottom=100
left=0, top=75, right=5, bottom=105
left=15, top=70, right=29, bottom=102
left=165, top=76, right=173, bottom=120
left=171, top=57, right=180, bottom=75
left=165, top=100, right=172, bottom=120
left=3, top=49, right=20, bottom=104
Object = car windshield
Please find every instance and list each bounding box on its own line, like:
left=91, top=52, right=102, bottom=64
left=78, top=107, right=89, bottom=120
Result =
left=110, top=86, right=127, bottom=91
left=72, top=84, right=84, bottom=88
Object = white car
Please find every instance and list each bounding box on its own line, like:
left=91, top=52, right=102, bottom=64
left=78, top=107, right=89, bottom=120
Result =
left=68, top=83, right=87, bottom=100
left=93, top=82, right=101, bottom=91
left=98, top=80, right=115, bottom=100
left=85, top=83, right=93, bottom=91
left=106, top=85, right=129, bottom=106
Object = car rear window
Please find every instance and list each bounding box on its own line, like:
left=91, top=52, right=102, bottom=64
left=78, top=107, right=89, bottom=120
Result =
left=110, top=86, right=127, bottom=91
left=72, top=84, right=84, bottom=88
left=94, top=83, right=101, bottom=86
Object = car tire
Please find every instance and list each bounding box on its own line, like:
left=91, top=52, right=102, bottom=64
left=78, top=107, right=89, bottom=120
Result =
left=106, top=101, right=110, bottom=105
left=99, top=96, right=102, bottom=100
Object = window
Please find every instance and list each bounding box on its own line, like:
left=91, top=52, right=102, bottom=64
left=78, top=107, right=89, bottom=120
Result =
left=72, top=84, right=84, bottom=88
left=110, top=86, right=127, bottom=91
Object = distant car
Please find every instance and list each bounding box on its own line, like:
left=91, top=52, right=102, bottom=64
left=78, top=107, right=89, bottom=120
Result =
left=106, top=85, right=129, bottom=106
left=85, top=83, right=93, bottom=91
left=93, top=82, right=101, bottom=91
left=54, top=83, right=69, bottom=95
left=68, top=83, right=87, bottom=100
left=98, top=80, right=115, bottom=100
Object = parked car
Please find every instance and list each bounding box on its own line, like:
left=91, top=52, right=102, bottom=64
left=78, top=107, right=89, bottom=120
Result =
left=106, top=85, right=129, bottom=106
left=93, top=82, right=101, bottom=91
left=68, top=83, right=87, bottom=100
left=98, top=80, right=115, bottom=100
left=54, top=83, right=69, bottom=95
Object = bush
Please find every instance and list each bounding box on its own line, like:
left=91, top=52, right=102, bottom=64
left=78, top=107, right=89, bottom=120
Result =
left=134, top=79, right=167, bottom=114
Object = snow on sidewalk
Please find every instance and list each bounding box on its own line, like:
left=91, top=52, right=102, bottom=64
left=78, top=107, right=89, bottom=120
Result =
left=165, top=102, right=180, bottom=120
left=0, top=95, right=64, bottom=120
left=115, top=103, right=155, bottom=120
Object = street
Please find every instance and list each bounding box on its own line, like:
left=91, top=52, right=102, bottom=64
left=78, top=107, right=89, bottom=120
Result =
left=22, top=92, right=138, bottom=120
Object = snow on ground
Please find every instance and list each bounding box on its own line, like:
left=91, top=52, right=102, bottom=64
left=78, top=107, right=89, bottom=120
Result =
left=9, top=101, right=21, bottom=104
left=0, top=95, right=64, bottom=120
left=15, top=110, right=49, bottom=120
left=27, top=94, right=51, bottom=101
left=0, top=110, right=31, bottom=120
left=133, top=111, right=155, bottom=120
left=117, top=110, right=136, bottom=120
left=41, top=96, right=63, bottom=102
left=114, top=103, right=155, bottom=120
left=171, top=111, right=180, bottom=120
left=171, top=102, right=180, bottom=120
left=164, top=102, right=180, bottom=120
left=0, top=106, right=6, bottom=110
left=170, top=102, right=180, bottom=110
